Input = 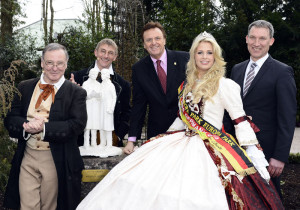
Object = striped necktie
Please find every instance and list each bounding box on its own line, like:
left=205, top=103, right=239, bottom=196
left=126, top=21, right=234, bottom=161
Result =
left=243, top=62, right=257, bottom=97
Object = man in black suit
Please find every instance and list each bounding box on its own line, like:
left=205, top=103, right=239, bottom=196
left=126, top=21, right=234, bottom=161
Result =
left=4, top=43, right=87, bottom=209
left=71, top=38, right=131, bottom=146
left=124, top=21, right=189, bottom=154
left=225, top=20, right=297, bottom=198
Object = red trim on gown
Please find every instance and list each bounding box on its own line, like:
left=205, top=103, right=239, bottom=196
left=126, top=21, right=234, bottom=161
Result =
left=204, top=140, right=284, bottom=210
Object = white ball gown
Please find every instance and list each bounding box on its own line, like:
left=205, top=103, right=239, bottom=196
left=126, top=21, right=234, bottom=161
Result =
left=77, top=78, right=283, bottom=210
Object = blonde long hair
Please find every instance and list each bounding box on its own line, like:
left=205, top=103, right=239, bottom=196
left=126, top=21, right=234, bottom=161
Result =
left=183, top=32, right=226, bottom=103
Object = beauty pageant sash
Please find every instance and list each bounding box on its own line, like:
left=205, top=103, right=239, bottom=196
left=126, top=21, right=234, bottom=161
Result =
left=178, top=82, right=256, bottom=176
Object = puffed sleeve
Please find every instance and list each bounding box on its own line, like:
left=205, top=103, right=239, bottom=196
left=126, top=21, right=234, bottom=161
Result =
left=219, top=78, right=258, bottom=146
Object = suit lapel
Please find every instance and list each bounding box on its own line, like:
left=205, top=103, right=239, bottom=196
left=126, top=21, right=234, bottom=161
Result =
left=235, top=60, right=249, bottom=98
left=166, top=49, right=177, bottom=95
left=48, top=80, right=68, bottom=119
left=245, top=56, right=272, bottom=97
left=144, top=55, right=166, bottom=95
left=54, top=80, right=66, bottom=100
left=24, top=78, right=39, bottom=114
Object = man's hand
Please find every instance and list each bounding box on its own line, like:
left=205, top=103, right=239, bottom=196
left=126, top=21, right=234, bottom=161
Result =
left=23, top=116, right=45, bottom=134
left=123, top=141, right=135, bottom=155
left=70, top=73, right=80, bottom=86
left=268, top=158, right=285, bottom=177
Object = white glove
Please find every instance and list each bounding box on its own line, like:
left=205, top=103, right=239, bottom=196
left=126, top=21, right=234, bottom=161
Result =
left=167, top=117, right=186, bottom=131
left=246, top=145, right=270, bottom=183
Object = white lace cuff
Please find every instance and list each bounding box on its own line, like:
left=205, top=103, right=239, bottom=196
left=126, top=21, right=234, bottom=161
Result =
left=235, top=121, right=258, bottom=146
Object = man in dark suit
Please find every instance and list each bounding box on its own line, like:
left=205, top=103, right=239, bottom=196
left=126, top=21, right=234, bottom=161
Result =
left=4, top=43, right=87, bottom=209
left=124, top=21, right=189, bottom=154
left=71, top=38, right=131, bottom=146
left=225, top=20, right=297, bottom=198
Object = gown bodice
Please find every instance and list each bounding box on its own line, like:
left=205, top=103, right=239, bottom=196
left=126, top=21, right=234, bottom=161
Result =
left=182, top=78, right=258, bottom=146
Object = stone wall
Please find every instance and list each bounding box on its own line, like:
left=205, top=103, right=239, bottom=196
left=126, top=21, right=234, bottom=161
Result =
left=81, top=154, right=127, bottom=198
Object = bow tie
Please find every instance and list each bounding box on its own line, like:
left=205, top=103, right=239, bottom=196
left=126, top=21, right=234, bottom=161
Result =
left=35, top=83, right=55, bottom=109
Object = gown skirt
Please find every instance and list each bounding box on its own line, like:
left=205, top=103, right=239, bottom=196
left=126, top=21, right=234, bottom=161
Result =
left=77, top=131, right=283, bottom=210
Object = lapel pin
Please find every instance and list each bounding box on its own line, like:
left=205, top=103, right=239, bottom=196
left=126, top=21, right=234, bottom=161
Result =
left=174, top=62, right=177, bottom=65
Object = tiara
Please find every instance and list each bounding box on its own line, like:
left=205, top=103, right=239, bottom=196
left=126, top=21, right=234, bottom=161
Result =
left=196, top=31, right=216, bottom=41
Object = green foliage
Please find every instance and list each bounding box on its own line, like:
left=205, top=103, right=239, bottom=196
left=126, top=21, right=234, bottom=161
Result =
left=0, top=62, right=19, bottom=193
left=57, top=25, right=112, bottom=78
left=0, top=133, right=17, bottom=193
left=289, top=153, right=300, bottom=164
left=215, top=0, right=259, bottom=73
left=10, top=0, right=26, bottom=28
left=0, top=34, right=39, bottom=84
left=0, top=0, right=26, bottom=44
left=158, top=0, right=218, bottom=51
left=0, top=60, right=22, bottom=119
left=143, top=0, right=164, bottom=21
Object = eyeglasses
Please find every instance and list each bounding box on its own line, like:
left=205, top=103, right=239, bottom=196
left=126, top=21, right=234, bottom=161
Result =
left=44, top=60, right=66, bottom=68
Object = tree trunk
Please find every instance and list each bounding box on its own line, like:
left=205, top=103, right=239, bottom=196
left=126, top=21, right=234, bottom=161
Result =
left=104, top=0, right=108, bottom=32
left=111, top=0, right=115, bottom=33
left=43, top=0, right=49, bottom=45
left=0, top=0, right=13, bottom=44
left=92, top=0, right=96, bottom=38
left=49, top=0, right=54, bottom=43
left=96, top=1, right=102, bottom=34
